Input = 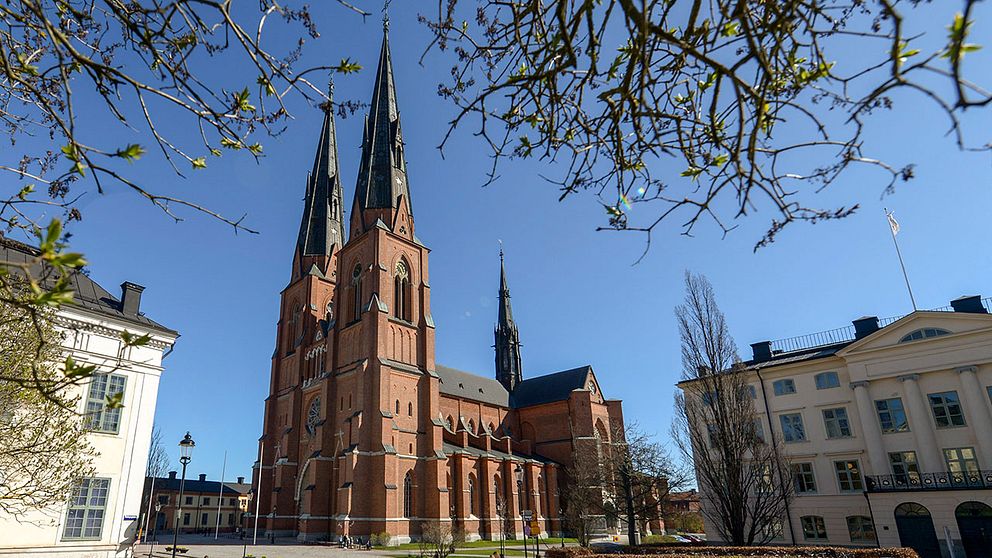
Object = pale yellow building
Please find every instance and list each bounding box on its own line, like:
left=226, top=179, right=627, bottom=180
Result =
left=680, top=295, right=992, bottom=558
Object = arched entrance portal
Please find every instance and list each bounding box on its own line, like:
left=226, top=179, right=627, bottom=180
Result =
left=894, top=502, right=941, bottom=558
left=956, top=501, right=992, bottom=558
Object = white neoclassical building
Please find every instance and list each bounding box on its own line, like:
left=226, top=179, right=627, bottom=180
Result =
left=0, top=237, right=178, bottom=558
left=680, top=294, right=992, bottom=558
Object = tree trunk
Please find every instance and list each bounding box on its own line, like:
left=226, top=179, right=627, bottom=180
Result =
left=620, top=461, right=639, bottom=545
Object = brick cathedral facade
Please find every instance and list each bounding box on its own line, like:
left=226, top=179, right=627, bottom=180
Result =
left=253, top=26, right=625, bottom=543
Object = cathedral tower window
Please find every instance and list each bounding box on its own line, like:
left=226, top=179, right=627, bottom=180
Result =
left=403, top=472, right=413, bottom=518
left=394, top=260, right=411, bottom=321
left=408, top=402, right=413, bottom=416
left=395, top=400, right=400, bottom=414
left=351, top=264, right=363, bottom=322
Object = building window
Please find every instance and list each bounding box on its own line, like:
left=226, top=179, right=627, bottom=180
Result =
left=706, top=423, right=720, bottom=448
left=823, top=408, right=852, bottom=439
left=751, top=419, right=765, bottom=444
left=987, top=386, right=992, bottom=405
left=747, top=385, right=757, bottom=399
left=888, top=451, right=921, bottom=483
left=779, top=413, right=806, bottom=442
left=467, top=475, right=477, bottom=517
left=352, top=264, right=363, bottom=322
left=773, top=379, right=796, bottom=396
left=62, top=478, right=110, bottom=540
left=158, top=495, right=169, bottom=505
left=801, top=515, right=828, bottom=541
left=701, top=390, right=719, bottom=406
left=875, top=398, right=909, bottom=433
left=228, top=513, right=235, bottom=525
left=834, top=460, right=863, bottom=492
left=185, top=496, right=193, bottom=505
left=847, top=516, right=877, bottom=543
left=395, top=400, right=400, bottom=414
left=230, top=498, right=237, bottom=506
left=792, top=462, right=817, bottom=494
left=944, top=447, right=980, bottom=474
left=183, top=513, right=191, bottom=526
left=929, top=391, right=966, bottom=428
left=83, top=374, right=127, bottom=434
left=403, top=472, right=413, bottom=518
left=203, top=497, right=210, bottom=506
left=815, top=372, right=840, bottom=390
left=201, top=512, right=208, bottom=525
left=899, top=328, right=951, bottom=343
left=408, top=402, right=413, bottom=416
left=394, top=260, right=411, bottom=321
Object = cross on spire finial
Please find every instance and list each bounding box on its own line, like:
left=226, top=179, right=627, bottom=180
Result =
left=498, top=239, right=504, bottom=259
left=382, top=0, right=391, bottom=32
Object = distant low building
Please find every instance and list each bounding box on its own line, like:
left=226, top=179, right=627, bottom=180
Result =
left=0, top=237, right=178, bottom=558
left=665, top=490, right=701, bottom=515
left=679, top=294, right=992, bottom=557
left=140, top=473, right=251, bottom=539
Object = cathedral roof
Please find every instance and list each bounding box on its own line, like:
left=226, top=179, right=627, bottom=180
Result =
left=510, top=365, right=592, bottom=408
left=437, top=363, right=596, bottom=409
left=437, top=364, right=509, bottom=406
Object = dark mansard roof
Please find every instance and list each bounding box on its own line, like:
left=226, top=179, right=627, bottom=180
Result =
left=0, top=236, right=176, bottom=335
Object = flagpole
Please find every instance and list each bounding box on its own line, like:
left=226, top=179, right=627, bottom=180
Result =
left=885, top=208, right=917, bottom=311
left=215, top=451, right=227, bottom=539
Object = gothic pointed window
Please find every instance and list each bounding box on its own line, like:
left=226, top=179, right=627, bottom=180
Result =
left=468, top=474, right=477, bottom=517
left=403, top=472, right=413, bottom=518
left=352, top=264, right=363, bottom=322
left=394, top=260, right=411, bottom=321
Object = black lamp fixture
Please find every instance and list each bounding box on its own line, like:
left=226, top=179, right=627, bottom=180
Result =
left=172, top=432, right=195, bottom=558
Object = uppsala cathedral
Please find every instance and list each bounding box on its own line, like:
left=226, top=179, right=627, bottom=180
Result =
left=253, top=24, right=625, bottom=543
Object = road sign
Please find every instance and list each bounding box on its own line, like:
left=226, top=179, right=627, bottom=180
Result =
left=529, top=520, right=541, bottom=533
left=521, top=510, right=533, bottom=520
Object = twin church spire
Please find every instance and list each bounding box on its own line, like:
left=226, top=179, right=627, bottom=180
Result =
left=295, top=24, right=523, bottom=389
left=295, top=23, right=411, bottom=268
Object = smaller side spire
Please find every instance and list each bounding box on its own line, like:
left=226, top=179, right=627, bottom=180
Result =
left=495, top=244, right=523, bottom=391
left=296, top=81, right=345, bottom=267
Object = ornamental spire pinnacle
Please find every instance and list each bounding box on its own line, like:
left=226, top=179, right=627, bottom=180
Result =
left=296, top=81, right=345, bottom=264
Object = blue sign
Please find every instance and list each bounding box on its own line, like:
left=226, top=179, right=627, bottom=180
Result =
left=124, top=515, right=138, bottom=521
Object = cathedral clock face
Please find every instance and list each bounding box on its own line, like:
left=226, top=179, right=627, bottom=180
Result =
left=306, top=397, right=321, bottom=437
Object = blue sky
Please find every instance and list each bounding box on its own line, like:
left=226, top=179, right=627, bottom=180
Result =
left=20, top=3, right=992, bottom=480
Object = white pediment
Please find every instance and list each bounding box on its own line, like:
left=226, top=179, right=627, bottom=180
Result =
left=837, top=311, right=992, bottom=380
left=839, top=311, right=992, bottom=356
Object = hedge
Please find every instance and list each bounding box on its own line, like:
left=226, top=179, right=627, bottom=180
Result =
left=545, top=546, right=919, bottom=558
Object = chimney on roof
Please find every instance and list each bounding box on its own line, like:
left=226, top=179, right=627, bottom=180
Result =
left=168, top=471, right=177, bottom=480
left=853, top=316, right=880, bottom=339
left=237, top=476, right=245, bottom=484
left=951, top=295, right=987, bottom=314
left=751, top=341, right=772, bottom=363
left=120, top=282, right=145, bottom=316
left=198, top=473, right=207, bottom=482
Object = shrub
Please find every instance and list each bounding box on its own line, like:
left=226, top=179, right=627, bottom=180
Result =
left=370, top=531, right=393, bottom=546
left=546, top=547, right=594, bottom=558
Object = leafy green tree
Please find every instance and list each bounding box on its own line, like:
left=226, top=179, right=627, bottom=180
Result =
left=425, top=0, right=990, bottom=251
left=0, top=285, right=93, bottom=517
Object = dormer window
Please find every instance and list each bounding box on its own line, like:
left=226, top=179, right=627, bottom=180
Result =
left=899, top=328, right=951, bottom=343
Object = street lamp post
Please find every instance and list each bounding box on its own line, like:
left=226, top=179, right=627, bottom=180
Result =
left=171, top=432, right=195, bottom=558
